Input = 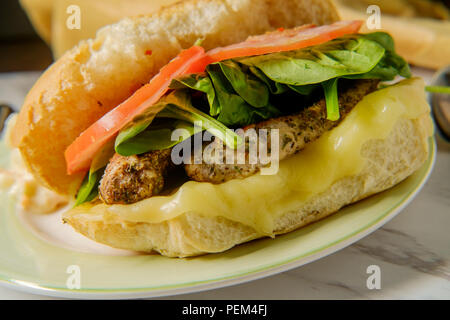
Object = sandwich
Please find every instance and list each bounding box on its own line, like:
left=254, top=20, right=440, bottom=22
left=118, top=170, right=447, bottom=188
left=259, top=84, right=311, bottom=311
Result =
left=9, top=0, right=433, bottom=257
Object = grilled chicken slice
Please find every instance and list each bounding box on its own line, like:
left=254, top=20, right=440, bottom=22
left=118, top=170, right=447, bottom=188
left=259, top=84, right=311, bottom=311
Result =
left=99, top=149, right=172, bottom=204
left=185, top=79, right=379, bottom=183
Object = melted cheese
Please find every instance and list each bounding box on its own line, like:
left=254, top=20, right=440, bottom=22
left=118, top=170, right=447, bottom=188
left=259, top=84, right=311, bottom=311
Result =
left=70, top=78, right=431, bottom=234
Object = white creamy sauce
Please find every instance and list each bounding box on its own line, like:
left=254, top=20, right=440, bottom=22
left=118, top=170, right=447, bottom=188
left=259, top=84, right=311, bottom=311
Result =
left=0, top=115, right=136, bottom=256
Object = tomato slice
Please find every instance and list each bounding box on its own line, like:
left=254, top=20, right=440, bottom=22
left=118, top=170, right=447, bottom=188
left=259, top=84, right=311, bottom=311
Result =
left=207, top=20, right=363, bottom=62
left=65, top=46, right=206, bottom=175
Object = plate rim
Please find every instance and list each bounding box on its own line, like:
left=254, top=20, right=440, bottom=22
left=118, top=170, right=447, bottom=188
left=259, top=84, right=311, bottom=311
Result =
left=0, top=137, right=437, bottom=299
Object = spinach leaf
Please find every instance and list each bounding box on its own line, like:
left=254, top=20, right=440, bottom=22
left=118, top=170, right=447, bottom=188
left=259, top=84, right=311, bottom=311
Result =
left=114, top=93, right=184, bottom=152
left=345, top=33, right=411, bottom=80
left=170, top=73, right=220, bottom=116
left=288, top=84, right=320, bottom=95
left=207, top=64, right=279, bottom=127
left=217, top=60, right=270, bottom=108
left=236, top=35, right=386, bottom=85
left=115, top=90, right=241, bottom=156
left=363, top=32, right=395, bottom=52
left=74, top=167, right=104, bottom=206
left=249, top=66, right=288, bottom=94
left=322, top=78, right=339, bottom=121
left=157, top=90, right=241, bottom=148
left=115, top=120, right=195, bottom=156
left=74, top=139, right=115, bottom=206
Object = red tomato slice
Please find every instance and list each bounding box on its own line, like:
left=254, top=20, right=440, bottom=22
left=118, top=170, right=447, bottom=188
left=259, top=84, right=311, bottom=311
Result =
left=207, top=20, right=363, bottom=62
left=65, top=46, right=206, bottom=175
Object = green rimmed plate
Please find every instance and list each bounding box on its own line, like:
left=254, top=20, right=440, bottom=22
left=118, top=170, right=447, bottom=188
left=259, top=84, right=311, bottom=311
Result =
left=0, top=138, right=436, bottom=299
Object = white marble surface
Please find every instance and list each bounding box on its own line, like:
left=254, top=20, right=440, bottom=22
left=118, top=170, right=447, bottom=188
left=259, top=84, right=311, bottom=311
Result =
left=0, top=69, right=448, bottom=300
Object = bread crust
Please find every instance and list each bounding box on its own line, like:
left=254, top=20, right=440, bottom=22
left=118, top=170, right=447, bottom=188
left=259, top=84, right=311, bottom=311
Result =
left=11, top=0, right=339, bottom=195
left=63, top=114, right=432, bottom=257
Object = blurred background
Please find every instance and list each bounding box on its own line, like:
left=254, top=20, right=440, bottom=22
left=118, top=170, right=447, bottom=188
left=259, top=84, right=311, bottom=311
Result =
left=0, top=0, right=52, bottom=71
left=1, top=0, right=449, bottom=72
left=0, top=0, right=182, bottom=72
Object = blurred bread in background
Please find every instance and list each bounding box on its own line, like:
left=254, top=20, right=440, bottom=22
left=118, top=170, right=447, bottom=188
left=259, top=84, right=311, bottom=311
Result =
left=20, top=0, right=450, bottom=69
left=339, top=0, right=450, bottom=19
left=20, top=0, right=181, bottom=58
left=336, top=0, right=450, bottom=69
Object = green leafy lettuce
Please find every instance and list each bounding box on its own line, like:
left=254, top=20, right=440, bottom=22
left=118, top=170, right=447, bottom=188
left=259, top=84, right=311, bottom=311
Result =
left=115, top=90, right=242, bottom=156
left=75, top=139, right=115, bottom=206
left=172, top=32, right=410, bottom=127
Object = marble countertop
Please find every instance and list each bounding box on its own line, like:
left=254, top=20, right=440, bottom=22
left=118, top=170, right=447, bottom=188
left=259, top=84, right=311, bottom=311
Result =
left=0, top=69, right=448, bottom=300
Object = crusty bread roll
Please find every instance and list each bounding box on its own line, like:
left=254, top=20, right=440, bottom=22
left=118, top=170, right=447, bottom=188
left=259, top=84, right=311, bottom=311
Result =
left=336, top=0, right=450, bottom=69
left=11, top=0, right=340, bottom=196
left=63, top=112, right=432, bottom=257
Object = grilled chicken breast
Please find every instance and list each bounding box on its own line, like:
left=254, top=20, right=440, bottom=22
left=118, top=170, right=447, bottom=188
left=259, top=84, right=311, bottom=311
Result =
left=99, top=149, right=172, bottom=204
left=185, top=79, right=379, bottom=183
